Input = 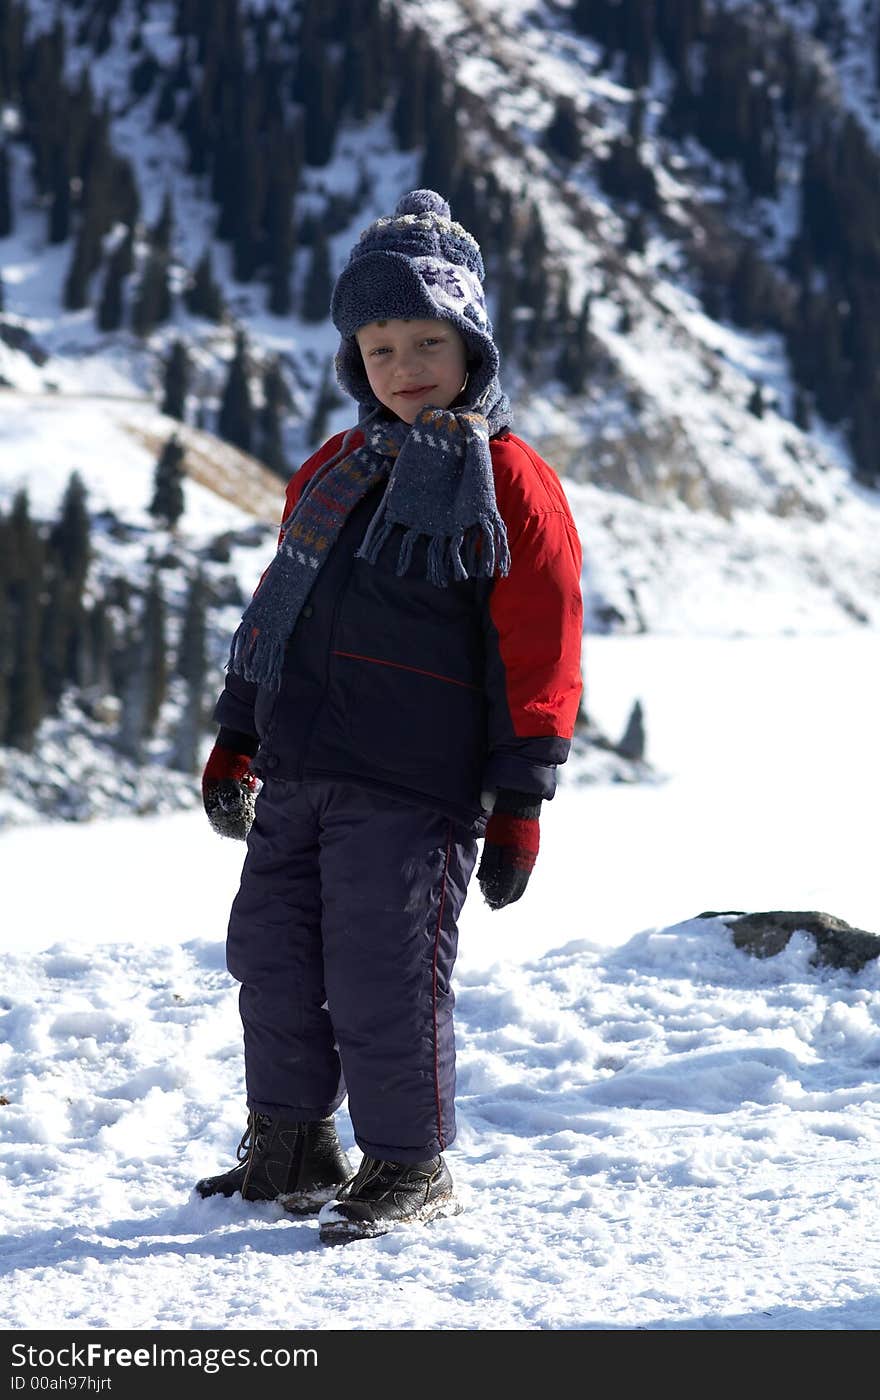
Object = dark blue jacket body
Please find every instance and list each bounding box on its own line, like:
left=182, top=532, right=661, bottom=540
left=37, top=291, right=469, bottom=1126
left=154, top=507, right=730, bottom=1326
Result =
left=214, top=429, right=584, bottom=824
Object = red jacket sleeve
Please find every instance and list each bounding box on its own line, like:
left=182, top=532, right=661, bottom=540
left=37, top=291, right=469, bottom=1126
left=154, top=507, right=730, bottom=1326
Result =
left=481, top=434, right=584, bottom=799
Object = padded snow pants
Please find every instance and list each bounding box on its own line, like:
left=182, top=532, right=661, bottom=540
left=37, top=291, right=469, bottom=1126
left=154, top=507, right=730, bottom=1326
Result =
left=226, top=779, right=479, bottom=1164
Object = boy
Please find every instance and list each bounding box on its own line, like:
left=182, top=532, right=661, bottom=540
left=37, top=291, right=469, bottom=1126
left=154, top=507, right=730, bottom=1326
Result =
left=196, top=189, right=583, bottom=1244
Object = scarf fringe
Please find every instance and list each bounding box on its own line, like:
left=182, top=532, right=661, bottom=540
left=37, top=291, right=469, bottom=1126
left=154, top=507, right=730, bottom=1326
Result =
left=227, top=618, right=286, bottom=690
left=359, top=513, right=510, bottom=587
left=357, top=515, right=396, bottom=567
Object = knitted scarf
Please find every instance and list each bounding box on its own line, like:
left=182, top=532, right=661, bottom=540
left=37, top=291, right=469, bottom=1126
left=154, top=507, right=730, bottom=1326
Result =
left=227, top=396, right=511, bottom=690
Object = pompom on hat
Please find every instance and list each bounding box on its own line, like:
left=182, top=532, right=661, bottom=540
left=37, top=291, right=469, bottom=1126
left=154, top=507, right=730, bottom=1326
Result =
left=331, top=188, right=502, bottom=412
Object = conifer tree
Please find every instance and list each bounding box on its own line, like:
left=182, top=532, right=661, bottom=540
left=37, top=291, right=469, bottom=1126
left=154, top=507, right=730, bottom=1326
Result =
left=131, top=245, right=172, bottom=336
left=341, top=6, right=383, bottom=124
left=4, top=491, right=44, bottom=752
left=217, top=331, right=253, bottom=453
left=161, top=340, right=190, bottom=421
left=544, top=96, right=581, bottom=162
left=849, top=393, right=880, bottom=488
left=599, top=134, right=657, bottom=210
left=130, top=49, right=159, bottom=98
left=154, top=73, right=176, bottom=125
left=185, top=246, right=224, bottom=321
left=149, top=434, right=186, bottom=529
left=49, top=472, right=91, bottom=600
left=151, top=187, right=174, bottom=252
left=116, top=223, right=134, bottom=276
left=419, top=74, right=460, bottom=194
left=179, top=86, right=210, bottom=176
left=40, top=568, right=74, bottom=714
left=0, top=2, right=25, bottom=111
left=656, top=0, right=705, bottom=68
left=307, top=357, right=344, bottom=449
left=5, top=584, right=43, bottom=750
left=556, top=293, right=597, bottom=395
left=730, top=243, right=770, bottom=328
left=626, top=212, right=646, bottom=254
left=258, top=359, right=289, bottom=476
left=85, top=596, right=114, bottom=694
left=47, top=139, right=71, bottom=244
left=0, top=143, right=11, bottom=238
left=793, top=388, right=812, bottom=432
left=264, top=151, right=295, bottom=316
left=142, top=567, right=167, bottom=736
left=295, top=30, right=340, bottom=166
left=516, top=205, right=551, bottom=349
left=0, top=573, right=11, bottom=745
left=63, top=211, right=102, bottom=310
left=301, top=229, right=333, bottom=322
left=19, top=22, right=66, bottom=193
left=229, top=128, right=265, bottom=283
left=392, top=32, right=428, bottom=151
left=96, top=240, right=127, bottom=331
left=0, top=506, right=12, bottom=741
left=93, top=9, right=114, bottom=57
left=175, top=566, right=208, bottom=683
left=116, top=627, right=148, bottom=764
left=172, top=567, right=209, bottom=774
left=622, top=0, right=655, bottom=89
left=491, top=243, right=519, bottom=363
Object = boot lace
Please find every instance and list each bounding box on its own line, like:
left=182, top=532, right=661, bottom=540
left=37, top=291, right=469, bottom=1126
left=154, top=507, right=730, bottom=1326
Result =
left=346, top=1155, right=439, bottom=1199
left=347, top=1155, right=383, bottom=1193
left=236, top=1112, right=271, bottom=1163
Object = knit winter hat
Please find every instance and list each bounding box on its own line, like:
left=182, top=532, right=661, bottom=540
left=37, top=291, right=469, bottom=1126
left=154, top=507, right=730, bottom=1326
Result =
left=331, top=188, right=501, bottom=411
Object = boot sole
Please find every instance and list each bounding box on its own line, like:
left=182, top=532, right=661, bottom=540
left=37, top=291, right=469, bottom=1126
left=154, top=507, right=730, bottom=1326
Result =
left=318, top=1191, right=463, bottom=1245
left=195, top=1179, right=353, bottom=1213
left=278, top=1180, right=355, bottom=1215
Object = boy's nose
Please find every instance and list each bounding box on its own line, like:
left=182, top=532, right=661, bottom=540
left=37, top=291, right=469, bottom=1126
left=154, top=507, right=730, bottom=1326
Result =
left=396, top=348, right=422, bottom=369
left=394, top=355, right=426, bottom=380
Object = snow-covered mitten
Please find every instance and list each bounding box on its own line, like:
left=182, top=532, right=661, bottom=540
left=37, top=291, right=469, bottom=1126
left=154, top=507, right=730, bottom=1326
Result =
left=476, top=788, right=542, bottom=910
left=201, top=728, right=259, bottom=840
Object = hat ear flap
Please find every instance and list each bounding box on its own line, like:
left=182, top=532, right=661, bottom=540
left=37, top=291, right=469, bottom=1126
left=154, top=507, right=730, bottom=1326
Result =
left=336, top=336, right=382, bottom=411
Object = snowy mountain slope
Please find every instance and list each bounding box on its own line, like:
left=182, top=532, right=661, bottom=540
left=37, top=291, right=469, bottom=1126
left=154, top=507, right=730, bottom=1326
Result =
left=2, top=0, right=880, bottom=830
left=2, top=0, right=876, bottom=629
left=0, top=388, right=283, bottom=529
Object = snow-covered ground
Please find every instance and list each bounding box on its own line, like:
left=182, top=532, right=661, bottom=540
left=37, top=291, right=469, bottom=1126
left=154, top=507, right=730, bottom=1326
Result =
left=3, top=0, right=880, bottom=1338
left=3, top=629, right=879, bottom=1332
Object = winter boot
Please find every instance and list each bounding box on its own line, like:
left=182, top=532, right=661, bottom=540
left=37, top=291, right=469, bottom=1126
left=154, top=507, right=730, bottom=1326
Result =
left=195, top=1111, right=354, bottom=1214
left=317, top=1153, right=462, bottom=1244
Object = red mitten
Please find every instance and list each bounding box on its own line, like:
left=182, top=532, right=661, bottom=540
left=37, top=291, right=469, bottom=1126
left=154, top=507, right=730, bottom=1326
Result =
left=476, top=788, right=542, bottom=910
left=201, top=728, right=259, bottom=840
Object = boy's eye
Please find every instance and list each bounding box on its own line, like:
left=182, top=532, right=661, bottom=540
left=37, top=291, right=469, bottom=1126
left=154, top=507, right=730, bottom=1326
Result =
left=422, top=337, right=442, bottom=347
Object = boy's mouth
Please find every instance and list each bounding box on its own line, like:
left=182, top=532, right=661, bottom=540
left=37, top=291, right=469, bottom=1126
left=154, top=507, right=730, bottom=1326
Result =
left=395, top=384, right=435, bottom=397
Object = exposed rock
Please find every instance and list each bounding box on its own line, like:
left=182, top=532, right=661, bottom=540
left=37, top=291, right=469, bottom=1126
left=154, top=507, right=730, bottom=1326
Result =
left=698, top=909, right=880, bottom=972
left=565, top=702, right=658, bottom=785
left=0, top=320, right=49, bottom=366
left=615, top=699, right=645, bottom=761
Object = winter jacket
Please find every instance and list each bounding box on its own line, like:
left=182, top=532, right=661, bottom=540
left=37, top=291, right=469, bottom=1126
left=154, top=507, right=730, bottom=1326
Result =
left=214, top=427, right=584, bottom=824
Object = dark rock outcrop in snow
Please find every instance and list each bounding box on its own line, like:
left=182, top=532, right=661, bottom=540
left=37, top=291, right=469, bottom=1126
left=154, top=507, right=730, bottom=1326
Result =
left=699, top=909, right=880, bottom=972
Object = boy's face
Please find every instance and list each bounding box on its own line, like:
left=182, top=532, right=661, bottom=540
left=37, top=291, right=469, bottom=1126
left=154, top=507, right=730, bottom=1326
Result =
left=355, top=317, right=469, bottom=423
